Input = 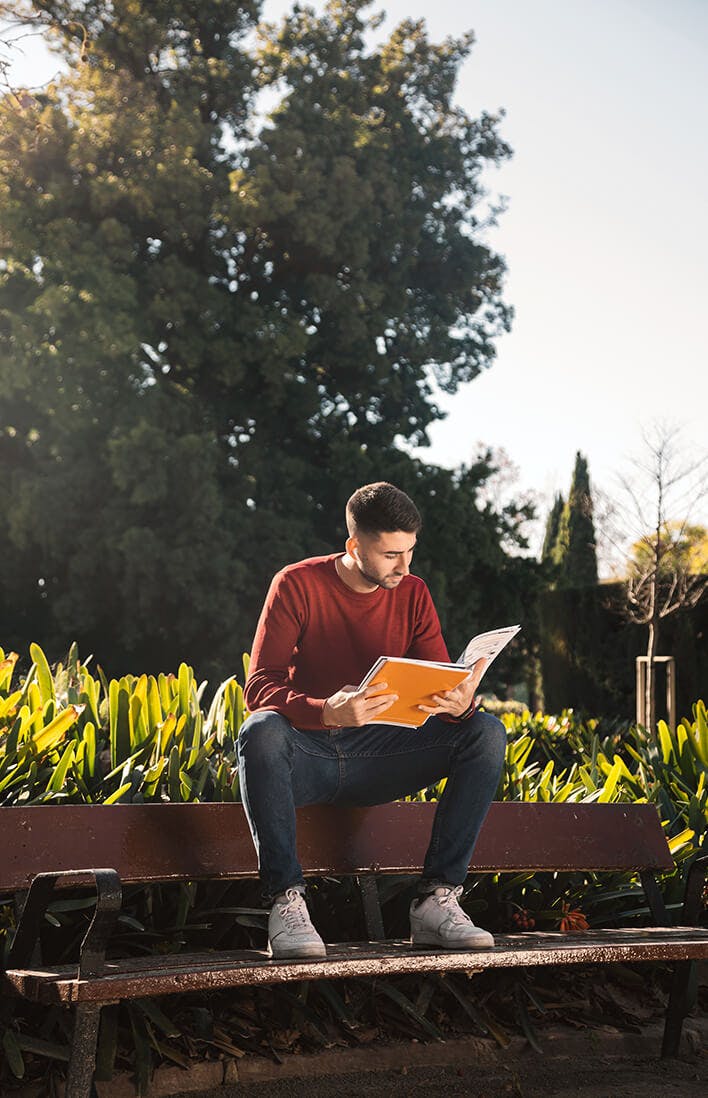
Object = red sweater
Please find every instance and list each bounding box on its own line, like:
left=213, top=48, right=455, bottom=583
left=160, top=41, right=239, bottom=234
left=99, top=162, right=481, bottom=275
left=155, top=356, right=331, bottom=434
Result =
left=244, top=554, right=451, bottom=730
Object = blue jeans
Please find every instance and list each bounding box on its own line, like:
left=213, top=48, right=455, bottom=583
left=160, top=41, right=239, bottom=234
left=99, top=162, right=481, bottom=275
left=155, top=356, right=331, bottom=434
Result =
left=237, top=709, right=507, bottom=899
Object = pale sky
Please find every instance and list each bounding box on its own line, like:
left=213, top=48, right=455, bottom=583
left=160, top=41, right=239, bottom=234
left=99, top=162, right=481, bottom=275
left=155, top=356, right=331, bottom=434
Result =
left=362, top=0, right=708, bottom=543
left=5, top=0, right=708, bottom=555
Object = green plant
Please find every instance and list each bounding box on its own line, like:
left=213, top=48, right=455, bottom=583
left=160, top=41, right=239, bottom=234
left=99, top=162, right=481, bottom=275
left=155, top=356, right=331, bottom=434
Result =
left=0, top=644, right=247, bottom=806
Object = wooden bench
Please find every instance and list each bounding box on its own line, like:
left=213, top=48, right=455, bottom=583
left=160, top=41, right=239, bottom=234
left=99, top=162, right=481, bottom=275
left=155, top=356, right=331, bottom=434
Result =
left=1, top=802, right=707, bottom=1097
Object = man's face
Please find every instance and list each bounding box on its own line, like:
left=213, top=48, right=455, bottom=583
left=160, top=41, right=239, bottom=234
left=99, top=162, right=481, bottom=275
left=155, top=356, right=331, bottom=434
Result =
left=350, top=530, right=417, bottom=590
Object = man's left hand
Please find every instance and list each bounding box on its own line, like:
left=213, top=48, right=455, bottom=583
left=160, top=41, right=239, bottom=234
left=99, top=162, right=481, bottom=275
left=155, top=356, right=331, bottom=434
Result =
left=418, top=658, right=486, bottom=718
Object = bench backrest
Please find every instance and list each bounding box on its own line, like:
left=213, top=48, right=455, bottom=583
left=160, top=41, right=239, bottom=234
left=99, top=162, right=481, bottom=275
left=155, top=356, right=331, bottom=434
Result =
left=0, top=802, right=673, bottom=892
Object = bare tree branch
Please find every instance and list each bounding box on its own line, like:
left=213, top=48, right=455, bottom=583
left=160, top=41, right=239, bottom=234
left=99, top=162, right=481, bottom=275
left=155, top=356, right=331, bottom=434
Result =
left=610, top=421, right=707, bottom=732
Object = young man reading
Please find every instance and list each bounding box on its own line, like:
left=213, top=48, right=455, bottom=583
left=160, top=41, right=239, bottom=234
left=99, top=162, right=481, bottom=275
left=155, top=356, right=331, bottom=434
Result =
left=238, top=482, right=507, bottom=959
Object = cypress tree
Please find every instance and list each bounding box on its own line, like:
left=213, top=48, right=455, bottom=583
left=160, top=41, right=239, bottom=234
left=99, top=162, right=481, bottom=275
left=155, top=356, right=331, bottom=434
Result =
left=556, top=452, right=598, bottom=588
left=542, top=492, right=564, bottom=564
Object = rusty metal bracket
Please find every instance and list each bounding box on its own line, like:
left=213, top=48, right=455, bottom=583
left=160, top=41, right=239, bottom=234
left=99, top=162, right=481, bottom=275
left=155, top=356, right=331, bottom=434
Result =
left=6, top=869, right=122, bottom=978
left=6, top=870, right=121, bottom=1098
left=12, top=888, right=42, bottom=967
left=7, top=876, right=57, bottom=970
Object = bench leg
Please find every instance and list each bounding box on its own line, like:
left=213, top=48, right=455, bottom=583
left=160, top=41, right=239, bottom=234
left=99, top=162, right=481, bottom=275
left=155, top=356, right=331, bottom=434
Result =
left=662, top=959, right=698, bottom=1058
left=66, top=1004, right=102, bottom=1098
left=358, top=875, right=385, bottom=940
left=654, top=855, right=707, bottom=1059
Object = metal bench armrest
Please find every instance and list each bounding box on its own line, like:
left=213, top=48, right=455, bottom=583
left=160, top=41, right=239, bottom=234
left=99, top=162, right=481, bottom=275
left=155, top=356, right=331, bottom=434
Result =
left=7, top=869, right=122, bottom=978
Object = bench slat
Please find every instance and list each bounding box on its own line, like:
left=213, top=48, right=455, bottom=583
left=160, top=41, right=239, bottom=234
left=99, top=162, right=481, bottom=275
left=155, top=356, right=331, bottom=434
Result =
left=0, top=801, right=673, bottom=893
left=4, top=928, right=707, bottom=1005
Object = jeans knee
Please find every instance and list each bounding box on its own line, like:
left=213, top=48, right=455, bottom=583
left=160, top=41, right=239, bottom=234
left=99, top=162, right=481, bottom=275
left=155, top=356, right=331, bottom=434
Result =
left=238, top=710, right=294, bottom=771
left=481, top=712, right=507, bottom=768
left=460, top=710, right=507, bottom=768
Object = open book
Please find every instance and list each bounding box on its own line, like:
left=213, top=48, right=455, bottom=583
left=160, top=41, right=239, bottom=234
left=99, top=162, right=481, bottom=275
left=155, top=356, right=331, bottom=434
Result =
left=358, top=625, right=521, bottom=728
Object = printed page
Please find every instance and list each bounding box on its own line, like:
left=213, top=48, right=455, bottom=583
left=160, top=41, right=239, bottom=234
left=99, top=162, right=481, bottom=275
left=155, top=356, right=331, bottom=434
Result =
left=457, top=625, right=521, bottom=672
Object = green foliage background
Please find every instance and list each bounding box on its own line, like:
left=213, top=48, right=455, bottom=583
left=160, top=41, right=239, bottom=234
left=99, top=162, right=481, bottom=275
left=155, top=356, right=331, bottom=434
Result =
left=539, top=583, right=708, bottom=719
left=1, top=640, right=705, bottom=839
left=0, top=0, right=537, bottom=682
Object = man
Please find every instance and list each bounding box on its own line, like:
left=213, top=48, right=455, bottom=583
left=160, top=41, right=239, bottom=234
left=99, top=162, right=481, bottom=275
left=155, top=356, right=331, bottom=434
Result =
left=238, top=482, right=507, bottom=960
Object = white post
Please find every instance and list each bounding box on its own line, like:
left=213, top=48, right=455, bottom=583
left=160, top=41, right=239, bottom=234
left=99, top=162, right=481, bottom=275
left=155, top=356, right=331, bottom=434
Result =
left=666, top=657, right=677, bottom=728
left=636, top=656, right=676, bottom=728
left=636, top=658, right=646, bottom=726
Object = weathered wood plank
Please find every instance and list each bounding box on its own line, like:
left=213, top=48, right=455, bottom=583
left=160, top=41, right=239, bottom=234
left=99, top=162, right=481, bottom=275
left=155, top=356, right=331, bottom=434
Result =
left=0, top=801, right=673, bottom=893
left=4, top=928, right=707, bottom=1005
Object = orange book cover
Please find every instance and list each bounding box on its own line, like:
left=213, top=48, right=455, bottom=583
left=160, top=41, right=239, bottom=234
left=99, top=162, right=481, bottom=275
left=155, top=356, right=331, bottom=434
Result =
left=359, top=657, right=471, bottom=728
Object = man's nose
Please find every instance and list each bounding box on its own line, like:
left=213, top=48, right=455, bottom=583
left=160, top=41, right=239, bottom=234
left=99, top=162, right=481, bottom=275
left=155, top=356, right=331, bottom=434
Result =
left=397, top=557, right=410, bottom=575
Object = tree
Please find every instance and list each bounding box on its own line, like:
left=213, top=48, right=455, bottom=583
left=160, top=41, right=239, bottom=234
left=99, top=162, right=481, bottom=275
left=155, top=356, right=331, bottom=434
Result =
left=629, top=522, right=708, bottom=579
left=615, top=425, right=708, bottom=731
left=541, top=491, right=564, bottom=565
left=541, top=454, right=598, bottom=586
left=1, top=0, right=265, bottom=676
left=1, top=8, right=45, bottom=90
left=553, top=452, right=598, bottom=588
left=536, top=455, right=599, bottom=714
left=1, top=0, right=518, bottom=675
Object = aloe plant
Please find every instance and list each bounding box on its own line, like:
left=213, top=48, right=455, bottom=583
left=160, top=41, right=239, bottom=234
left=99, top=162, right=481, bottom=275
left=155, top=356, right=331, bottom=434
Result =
left=0, top=645, right=245, bottom=806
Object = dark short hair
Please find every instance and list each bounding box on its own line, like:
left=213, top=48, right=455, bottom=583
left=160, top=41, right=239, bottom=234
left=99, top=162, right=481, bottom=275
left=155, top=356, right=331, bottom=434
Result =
left=346, top=482, right=422, bottom=536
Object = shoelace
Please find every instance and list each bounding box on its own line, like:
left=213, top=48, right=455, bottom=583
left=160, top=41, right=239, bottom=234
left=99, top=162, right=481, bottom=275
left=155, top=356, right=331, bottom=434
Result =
left=436, top=885, right=472, bottom=924
left=277, top=889, right=311, bottom=932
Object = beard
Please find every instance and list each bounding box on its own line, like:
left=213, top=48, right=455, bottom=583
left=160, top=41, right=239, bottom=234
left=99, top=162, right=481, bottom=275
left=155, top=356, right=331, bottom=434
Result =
left=356, top=562, right=404, bottom=590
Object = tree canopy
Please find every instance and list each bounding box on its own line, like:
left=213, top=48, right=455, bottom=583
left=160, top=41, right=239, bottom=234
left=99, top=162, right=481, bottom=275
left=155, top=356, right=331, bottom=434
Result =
left=543, top=452, right=598, bottom=589
left=1, top=0, right=529, bottom=680
left=628, top=523, right=708, bottom=580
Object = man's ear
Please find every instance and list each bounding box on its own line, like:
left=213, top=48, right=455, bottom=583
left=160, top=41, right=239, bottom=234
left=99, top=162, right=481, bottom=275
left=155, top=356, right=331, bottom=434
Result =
left=346, top=535, right=360, bottom=561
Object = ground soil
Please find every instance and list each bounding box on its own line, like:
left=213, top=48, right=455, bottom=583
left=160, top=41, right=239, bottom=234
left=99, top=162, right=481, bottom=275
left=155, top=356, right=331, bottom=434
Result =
left=172, top=1019, right=708, bottom=1098
left=216, top=1059, right=705, bottom=1098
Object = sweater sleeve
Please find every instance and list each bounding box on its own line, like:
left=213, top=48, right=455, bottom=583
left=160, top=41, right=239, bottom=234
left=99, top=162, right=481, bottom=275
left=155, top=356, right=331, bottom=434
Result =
left=244, top=571, right=327, bottom=729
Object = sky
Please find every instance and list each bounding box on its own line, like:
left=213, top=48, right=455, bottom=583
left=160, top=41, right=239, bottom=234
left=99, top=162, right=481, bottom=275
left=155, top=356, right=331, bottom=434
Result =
left=4, top=0, right=708, bottom=560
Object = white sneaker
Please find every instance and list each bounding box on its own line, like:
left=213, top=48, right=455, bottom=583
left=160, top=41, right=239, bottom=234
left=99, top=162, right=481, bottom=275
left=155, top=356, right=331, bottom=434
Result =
left=410, top=885, right=494, bottom=950
left=268, top=888, right=326, bottom=959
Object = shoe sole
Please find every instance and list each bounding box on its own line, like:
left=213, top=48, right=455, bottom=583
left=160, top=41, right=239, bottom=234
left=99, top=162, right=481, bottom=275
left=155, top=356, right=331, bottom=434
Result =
left=411, top=933, right=494, bottom=950
left=268, top=942, right=327, bottom=960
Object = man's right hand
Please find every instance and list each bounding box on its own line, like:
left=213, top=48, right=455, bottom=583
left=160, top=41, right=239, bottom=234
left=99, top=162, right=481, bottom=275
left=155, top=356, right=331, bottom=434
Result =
left=322, top=683, right=398, bottom=728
